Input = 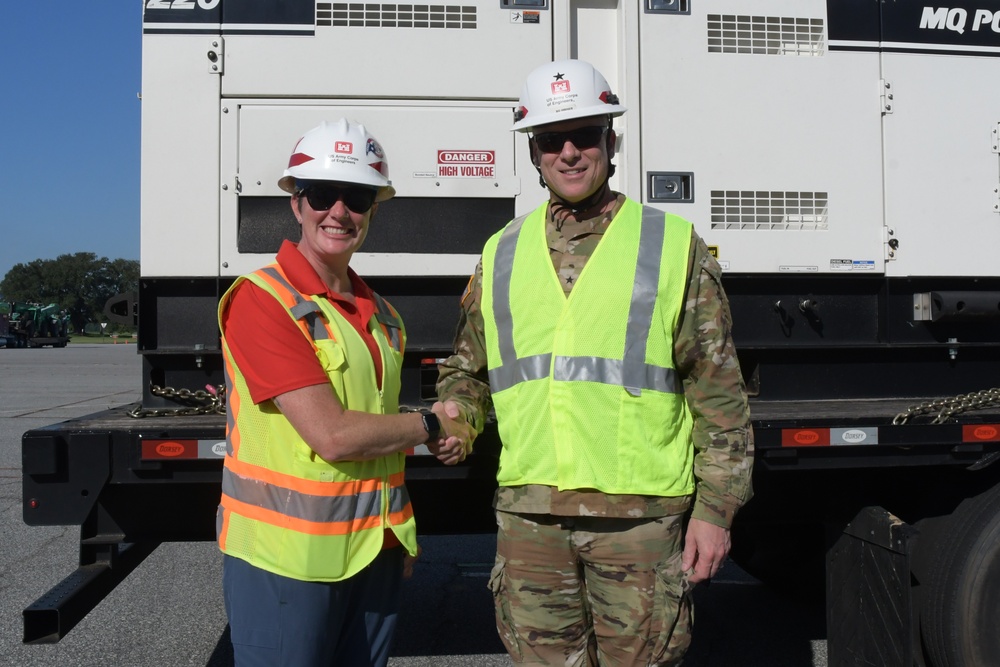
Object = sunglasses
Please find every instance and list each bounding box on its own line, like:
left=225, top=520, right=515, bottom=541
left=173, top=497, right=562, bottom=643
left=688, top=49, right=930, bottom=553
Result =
left=532, top=126, right=608, bottom=154
left=299, top=183, right=378, bottom=214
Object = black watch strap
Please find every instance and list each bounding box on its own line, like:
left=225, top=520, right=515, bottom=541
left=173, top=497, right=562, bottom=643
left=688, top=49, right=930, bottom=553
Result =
left=419, top=409, right=440, bottom=440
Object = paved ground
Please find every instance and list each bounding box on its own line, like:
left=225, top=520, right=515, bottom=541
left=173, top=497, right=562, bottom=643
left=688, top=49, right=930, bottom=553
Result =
left=1, top=344, right=828, bottom=666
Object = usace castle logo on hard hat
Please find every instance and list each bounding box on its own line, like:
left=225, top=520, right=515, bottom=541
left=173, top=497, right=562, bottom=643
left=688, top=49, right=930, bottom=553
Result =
left=551, top=71, right=570, bottom=94
left=335, top=141, right=353, bottom=154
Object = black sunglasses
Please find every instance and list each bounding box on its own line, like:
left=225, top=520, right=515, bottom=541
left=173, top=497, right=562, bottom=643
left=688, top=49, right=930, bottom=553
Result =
left=299, top=183, right=378, bottom=214
left=532, top=126, right=608, bottom=154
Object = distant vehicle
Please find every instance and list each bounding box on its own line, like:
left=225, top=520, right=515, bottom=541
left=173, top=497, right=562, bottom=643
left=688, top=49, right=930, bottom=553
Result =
left=1, top=302, right=70, bottom=348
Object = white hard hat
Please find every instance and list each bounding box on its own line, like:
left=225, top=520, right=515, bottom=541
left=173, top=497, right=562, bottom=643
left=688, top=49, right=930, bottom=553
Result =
left=511, top=59, right=627, bottom=133
left=278, top=119, right=396, bottom=202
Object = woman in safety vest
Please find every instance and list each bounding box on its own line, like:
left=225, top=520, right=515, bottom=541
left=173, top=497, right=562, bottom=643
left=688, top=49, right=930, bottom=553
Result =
left=217, top=119, right=473, bottom=667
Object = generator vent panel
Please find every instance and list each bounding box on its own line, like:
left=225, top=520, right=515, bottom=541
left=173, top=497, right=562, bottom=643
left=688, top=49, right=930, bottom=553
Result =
left=707, top=15, right=825, bottom=56
left=710, top=191, right=829, bottom=230
left=318, top=3, right=477, bottom=28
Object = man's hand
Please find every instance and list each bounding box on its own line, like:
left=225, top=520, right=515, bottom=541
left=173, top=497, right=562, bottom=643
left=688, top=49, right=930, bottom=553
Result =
left=427, top=400, right=476, bottom=465
left=681, top=518, right=731, bottom=584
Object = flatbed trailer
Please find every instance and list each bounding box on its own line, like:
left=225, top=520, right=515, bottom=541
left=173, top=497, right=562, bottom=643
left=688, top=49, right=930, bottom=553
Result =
left=24, top=394, right=1000, bottom=660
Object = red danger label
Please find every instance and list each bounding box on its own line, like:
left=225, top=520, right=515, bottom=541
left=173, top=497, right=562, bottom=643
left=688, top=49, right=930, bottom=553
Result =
left=437, top=150, right=496, bottom=178
left=438, top=151, right=495, bottom=164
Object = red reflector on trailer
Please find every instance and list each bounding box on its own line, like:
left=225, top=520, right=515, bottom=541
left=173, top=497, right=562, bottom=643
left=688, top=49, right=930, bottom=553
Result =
left=781, top=428, right=830, bottom=447
left=963, top=424, right=1000, bottom=442
left=142, top=439, right=198, bottom=459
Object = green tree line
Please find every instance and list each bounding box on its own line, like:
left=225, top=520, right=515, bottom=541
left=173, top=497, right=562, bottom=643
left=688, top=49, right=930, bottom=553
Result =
left=0, top=253, right=138, bottom=334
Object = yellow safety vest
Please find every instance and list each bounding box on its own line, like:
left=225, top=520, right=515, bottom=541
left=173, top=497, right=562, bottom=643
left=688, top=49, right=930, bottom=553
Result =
left=481, top=199, right=695, bottom=496
left=216, top=263, right=417, bottom=582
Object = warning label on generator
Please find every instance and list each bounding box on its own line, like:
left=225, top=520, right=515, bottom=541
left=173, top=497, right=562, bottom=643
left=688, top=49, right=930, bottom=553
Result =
left=437, top=150, right=496, bottom=178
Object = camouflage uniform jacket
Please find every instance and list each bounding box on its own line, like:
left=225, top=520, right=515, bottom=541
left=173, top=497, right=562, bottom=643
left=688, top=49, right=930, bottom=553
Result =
left=437, top=194, right=753, bottom=529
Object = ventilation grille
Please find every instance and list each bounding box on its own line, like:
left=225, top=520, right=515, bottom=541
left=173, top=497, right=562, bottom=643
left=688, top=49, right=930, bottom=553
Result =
left=708, top=15, right=824, bottom=55
left=318, top=3, right=477, bottom=28
left=710, top=191, right=828, bottom=230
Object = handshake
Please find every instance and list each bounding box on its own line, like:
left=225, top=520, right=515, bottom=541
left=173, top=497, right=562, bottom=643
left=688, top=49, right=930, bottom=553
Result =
left=424, top=400, right=477, bottom=466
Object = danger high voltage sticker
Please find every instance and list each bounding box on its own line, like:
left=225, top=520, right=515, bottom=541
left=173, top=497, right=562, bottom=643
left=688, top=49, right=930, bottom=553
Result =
left=437, top=150, right=496, bottom=178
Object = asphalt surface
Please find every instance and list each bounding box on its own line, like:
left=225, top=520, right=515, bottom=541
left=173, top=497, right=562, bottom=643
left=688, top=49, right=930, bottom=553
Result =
left=1, top=344, right=829, bottom=666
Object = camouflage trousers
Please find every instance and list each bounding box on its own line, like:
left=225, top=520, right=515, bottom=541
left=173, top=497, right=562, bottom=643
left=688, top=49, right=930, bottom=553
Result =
left=489, top=511, right=692, bottom=667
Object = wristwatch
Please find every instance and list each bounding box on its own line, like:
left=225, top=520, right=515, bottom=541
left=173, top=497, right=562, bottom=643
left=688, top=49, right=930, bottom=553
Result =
left=418, top=408, right=440, bottom=441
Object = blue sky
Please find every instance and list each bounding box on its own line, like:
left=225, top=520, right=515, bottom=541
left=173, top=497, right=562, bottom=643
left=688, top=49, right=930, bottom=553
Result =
left=0, top=3, right=142, bottom=282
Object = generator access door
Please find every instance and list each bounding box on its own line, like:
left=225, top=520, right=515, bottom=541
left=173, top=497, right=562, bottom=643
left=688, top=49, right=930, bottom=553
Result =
left=876, top=2, right=1000, bottom=278
left=217, top=1, right=551, bottom=103
left=637, top=1, right=886, bottom=275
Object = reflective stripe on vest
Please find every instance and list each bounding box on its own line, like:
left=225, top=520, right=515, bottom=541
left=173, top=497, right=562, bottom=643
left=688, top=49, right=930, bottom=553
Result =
left=221, top=463, right=410, bottom=535
left=257, top=266, right=336, bottom=342
left=371, top=292, right=403, bottom=353
left=254, top=267, right=403, bottom=354
left=488, top=205, right=681, bottom=397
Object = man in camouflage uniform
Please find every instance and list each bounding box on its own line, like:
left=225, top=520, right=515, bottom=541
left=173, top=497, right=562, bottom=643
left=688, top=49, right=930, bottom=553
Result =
left=437, top=59, right=753, bottom=666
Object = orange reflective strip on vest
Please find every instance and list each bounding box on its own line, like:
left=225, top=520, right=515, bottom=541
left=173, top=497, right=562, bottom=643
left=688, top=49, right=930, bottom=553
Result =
left=378, top=322, right=390, bottom=346
left=218, top=507, right=230, bottom=550
left=222, top=350, right=241, bottom=458
left=372, top=293, right=403, bottom=353
left=222, top=467, right=386, bottom=525
left=220, top=493, right=384, bottom=536
left=254, top=265, right=338, bottom=343
left=387, top=506, right=414, bottom=525
left=224, top=455, right=383, bottom=497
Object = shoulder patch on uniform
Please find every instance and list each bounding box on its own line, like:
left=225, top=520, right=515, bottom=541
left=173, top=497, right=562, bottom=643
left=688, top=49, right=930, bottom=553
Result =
left=460, top=275, right=474, bottom=307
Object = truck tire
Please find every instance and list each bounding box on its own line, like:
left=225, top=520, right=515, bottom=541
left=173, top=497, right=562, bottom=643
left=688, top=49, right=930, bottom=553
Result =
left=919, top=482, right=1000, bottom=666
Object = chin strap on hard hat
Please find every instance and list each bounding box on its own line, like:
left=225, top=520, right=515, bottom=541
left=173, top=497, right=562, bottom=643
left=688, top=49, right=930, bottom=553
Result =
left=547, top=180, right=614, bottom=218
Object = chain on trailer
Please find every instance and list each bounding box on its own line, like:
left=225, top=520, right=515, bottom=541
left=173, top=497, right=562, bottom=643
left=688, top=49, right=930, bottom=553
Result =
left=893, top=387, right=1000, bottom=426
left=128, top=387, right=447, bottom=421
left=126, top=384, right=227, bottom=418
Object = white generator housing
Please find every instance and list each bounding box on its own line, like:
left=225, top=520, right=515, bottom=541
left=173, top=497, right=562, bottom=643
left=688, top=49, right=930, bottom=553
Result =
left=141, top=1, right=1000, bottom=280
left=136, top=0, right=999, bottom=408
